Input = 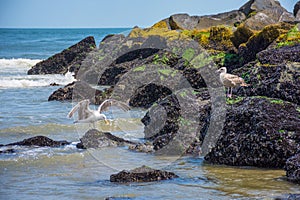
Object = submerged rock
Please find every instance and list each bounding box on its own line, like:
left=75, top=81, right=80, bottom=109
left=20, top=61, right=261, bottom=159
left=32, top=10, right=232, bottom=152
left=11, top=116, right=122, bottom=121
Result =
left=110, top=165, right=178, bottom=183
left=28, top=36, right=96, bottom=75
left=205, top=97, right=300, bottom=168
left=7, top=136, right=70, bottom=147
left=0, top=149, right=15, bottom=154
left=285, top=153, right=300, bottom=184
left=76, top=129, right=135, bottom=149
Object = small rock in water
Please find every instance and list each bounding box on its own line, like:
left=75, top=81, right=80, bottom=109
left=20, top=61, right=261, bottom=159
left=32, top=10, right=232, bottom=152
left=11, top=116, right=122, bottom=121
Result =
left=49, top=82, right=60, bottom=86
left=128, top=142, right=154, bottom=153
left=110, top=165, right=178, bottom=183
left=0, top=149, right=15, bottom=154
left=7, top=136, right=70, bottom=147
left=76, top=129, right=135, bottom=149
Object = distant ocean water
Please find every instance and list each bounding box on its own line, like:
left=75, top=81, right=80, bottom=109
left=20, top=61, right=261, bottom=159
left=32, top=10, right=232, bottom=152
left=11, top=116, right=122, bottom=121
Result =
left=1, top=28, right=299, bottom=200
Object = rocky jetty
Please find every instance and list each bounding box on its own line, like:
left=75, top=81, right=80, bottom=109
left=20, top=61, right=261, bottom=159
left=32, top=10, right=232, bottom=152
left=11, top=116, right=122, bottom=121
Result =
left=28, top=36, right=96, bottom=75
left=26, top=0, right=300, bottom=185
left=76, top=129, right=135, bottom=149
left=110, top=165, right=178, bottom=183
left=6, top=136, right=70, bottom=147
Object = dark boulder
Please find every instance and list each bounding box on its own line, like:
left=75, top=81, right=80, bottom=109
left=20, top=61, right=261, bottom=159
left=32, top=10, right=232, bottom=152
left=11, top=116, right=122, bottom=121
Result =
left=129, top=83, right=173, bottom=109
left=76, top=129, right=135, bottom=149
left=294, top=1, right=300, bottom=18
left=48, top=81, right=113, bottom=104
left=7, top=136, right=70, bottom=147
left=285, top=153, right=300, bottom=184
left=204, top=97, right=300, bottom=168
left=235, top=62, right=300, bottom=105
left=98, top=48, right=160, bottom=86
left=257, top=44, right=300, bottom=64
left=141, top=89, right=211, bottom=153
left=110, top=165, right=178, bottom=183
left=28, top=36, right=96, bottom=75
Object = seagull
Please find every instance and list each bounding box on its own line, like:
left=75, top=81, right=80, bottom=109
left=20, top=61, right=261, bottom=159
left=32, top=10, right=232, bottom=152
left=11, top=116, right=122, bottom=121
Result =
left=68, top=99, right=130, bottom=128
left=216, top=67, right=249, bottom=98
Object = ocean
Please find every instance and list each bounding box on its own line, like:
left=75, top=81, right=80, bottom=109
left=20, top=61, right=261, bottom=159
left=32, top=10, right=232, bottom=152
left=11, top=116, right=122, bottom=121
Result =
left=0, top=28, right=299, bottom=200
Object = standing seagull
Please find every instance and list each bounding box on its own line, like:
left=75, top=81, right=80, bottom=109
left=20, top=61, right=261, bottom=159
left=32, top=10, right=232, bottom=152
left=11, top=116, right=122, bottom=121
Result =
left=68, top=99, right=130, bottom=128
left=216, top=67, right=249, bottom=98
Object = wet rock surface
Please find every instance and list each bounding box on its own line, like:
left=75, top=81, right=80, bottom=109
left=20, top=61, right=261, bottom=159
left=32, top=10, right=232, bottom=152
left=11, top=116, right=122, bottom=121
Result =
left=110, top=165, right=178, bottom=183
left=76, top=129, right=135, bottom=149
left=129, top=83, right=173, bottom=109
left=7, top=136, right=70, bottom=147
left=204, top=97, right=300, bottom=168
left=285, top=153, right=300, bottom=184
left=28, top=36, right=96, bottom=75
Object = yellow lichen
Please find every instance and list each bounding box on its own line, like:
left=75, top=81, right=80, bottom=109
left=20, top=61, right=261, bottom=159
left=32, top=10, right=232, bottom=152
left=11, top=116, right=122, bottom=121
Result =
left=151, top=20, right=169, bottom=29
left=128, top=26, right=189, bottom=41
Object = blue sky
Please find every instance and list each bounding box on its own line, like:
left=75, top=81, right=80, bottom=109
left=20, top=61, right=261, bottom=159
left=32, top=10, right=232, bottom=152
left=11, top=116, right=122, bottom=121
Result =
left=0, top=0, right=297, bottom=28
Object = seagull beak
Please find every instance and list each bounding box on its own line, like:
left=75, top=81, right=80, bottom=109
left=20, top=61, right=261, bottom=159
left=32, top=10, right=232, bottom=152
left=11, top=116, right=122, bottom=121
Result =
left=105, top=119, right=110, bottom=125
left=216, top=69, right=220, bottom=73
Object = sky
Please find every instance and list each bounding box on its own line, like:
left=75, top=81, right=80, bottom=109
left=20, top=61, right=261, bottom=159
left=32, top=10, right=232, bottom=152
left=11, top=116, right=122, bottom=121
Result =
left=0, top=0, right=298, bottom=28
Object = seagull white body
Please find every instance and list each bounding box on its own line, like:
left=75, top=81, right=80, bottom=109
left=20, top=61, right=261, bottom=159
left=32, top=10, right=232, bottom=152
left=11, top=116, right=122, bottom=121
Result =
left=216, top=67, right=249, bottom=98
left=68, top=99, right=130, bottom=128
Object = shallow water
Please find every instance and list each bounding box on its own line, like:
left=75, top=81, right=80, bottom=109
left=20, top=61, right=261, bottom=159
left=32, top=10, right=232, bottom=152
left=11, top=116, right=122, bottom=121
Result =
left=0, top=28, right=299, bottom=200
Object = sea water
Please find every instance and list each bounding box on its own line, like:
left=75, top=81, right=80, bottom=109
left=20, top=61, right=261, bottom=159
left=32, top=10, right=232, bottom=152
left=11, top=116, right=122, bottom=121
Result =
left=0, top=28, right=299, bottom=200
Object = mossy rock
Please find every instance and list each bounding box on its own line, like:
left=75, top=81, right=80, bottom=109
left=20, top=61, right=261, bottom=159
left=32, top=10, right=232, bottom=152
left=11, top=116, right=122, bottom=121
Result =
left=128, top=26, right=188, bottom=41
left=238, top=24, right=281, bottom=64
left=209, top=26, right=233, bottom=41
left=151, top=20, right=170, bottom=29
left=275, top=25, right=300, bottom=48
left=230, top=25, right=254, bottom=49
left=181, top=29, right=210, bottom=47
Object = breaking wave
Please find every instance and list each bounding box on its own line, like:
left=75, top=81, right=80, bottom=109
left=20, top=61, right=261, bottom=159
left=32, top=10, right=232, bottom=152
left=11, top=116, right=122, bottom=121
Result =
left=0, top=58, right=76, bottom=88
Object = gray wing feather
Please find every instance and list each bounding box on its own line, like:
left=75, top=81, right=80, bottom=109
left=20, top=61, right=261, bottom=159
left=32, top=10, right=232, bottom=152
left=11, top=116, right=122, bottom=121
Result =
left=98, top=99, right=130, bottom=113
left=68, top=99, right=93, bottom=120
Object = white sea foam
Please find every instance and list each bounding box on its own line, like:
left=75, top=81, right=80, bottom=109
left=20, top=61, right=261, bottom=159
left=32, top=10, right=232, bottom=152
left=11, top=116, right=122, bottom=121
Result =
left=0, top=58, right=76, bottom=88
left=0, top=72, right=76, bottom=88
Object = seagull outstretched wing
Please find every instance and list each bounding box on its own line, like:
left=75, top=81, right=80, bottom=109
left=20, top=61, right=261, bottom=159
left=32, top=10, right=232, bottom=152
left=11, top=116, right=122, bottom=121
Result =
left=98, top=99, right=130, bottom=113
left=68, top=99, right=93, bottom=120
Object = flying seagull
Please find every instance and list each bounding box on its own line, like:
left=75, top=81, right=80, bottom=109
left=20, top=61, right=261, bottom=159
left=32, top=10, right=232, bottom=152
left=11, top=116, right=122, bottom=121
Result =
left=216, top=67, right=249, bottom=98
left=68, top=99, right=130, bottom=128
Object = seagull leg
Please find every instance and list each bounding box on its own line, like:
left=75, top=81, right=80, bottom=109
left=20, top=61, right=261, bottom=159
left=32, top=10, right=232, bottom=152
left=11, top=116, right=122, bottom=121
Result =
left=227, top=88, right=232, bottom=98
